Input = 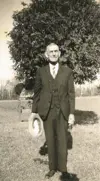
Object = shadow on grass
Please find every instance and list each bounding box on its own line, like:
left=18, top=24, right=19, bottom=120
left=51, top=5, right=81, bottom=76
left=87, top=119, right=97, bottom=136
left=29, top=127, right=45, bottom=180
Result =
left=33, top=158, right=48, bottom=165
left=38, top=110, right=99, bottom=157
left=75, top=109, right=99, bottom=125
left=34, top=158, right=79, bottom=181
left=59, top=173, right=79, bottom=181
left=39, top=131, right=73, bottom=156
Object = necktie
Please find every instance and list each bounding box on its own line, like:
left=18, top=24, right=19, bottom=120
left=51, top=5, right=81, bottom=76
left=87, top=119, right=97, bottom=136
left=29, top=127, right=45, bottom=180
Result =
left=52, top=66, right=56, bottom=79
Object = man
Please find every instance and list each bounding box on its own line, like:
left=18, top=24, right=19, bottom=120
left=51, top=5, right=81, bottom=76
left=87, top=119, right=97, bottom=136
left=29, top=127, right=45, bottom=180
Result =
left=31, top=43, right=75, bottom=180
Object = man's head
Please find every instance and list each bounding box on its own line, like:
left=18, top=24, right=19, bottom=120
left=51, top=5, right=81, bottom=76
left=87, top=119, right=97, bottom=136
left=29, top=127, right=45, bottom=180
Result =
left=45, top=43, right=61, bottom=64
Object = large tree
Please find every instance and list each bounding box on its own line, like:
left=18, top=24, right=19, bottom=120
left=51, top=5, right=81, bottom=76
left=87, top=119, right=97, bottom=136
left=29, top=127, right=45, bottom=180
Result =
left=8, top=0, right=100, bottom=89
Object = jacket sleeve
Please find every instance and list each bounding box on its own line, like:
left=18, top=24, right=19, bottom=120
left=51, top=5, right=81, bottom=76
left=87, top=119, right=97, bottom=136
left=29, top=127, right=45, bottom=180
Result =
left=68, top=71, right=75, bottom=114
left=32, top=68, right=42, bottom=113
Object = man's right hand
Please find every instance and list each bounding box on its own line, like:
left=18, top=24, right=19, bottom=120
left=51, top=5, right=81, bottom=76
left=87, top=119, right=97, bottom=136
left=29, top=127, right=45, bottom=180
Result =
left=28, top=113, right=37, bottom=122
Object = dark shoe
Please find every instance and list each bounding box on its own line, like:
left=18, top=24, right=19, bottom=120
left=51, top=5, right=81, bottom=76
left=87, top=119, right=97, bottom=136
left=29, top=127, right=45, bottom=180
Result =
left=45, top=170, right=56, bottom=178
left=60, top=172, right=74, bottom=180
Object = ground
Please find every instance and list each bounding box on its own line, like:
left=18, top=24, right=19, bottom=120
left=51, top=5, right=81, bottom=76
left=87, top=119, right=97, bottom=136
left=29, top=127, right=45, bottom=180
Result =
left=0, top=97, right=100, bottom=181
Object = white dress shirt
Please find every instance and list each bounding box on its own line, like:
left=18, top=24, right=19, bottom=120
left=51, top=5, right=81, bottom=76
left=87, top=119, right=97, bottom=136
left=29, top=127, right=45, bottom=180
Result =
left=49, top=63, right=59, bottom=79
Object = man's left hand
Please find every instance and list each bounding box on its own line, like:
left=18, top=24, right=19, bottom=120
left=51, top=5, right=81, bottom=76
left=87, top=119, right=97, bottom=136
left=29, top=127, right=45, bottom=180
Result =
left=68, top=114, right=75, bottom=129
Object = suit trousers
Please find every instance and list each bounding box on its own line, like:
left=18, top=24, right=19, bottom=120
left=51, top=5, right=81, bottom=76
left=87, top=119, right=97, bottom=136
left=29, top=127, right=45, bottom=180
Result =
left=43, top=106, right=68, bottom=172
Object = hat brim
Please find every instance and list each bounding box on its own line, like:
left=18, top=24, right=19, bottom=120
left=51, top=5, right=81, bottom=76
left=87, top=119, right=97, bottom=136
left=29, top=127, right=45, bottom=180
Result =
left=28, top=113, right=43, bottom=138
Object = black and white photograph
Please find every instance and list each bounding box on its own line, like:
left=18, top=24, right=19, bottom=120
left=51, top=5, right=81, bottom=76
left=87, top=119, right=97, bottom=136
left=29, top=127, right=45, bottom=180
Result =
left=0, top=0, right=100, bottom=181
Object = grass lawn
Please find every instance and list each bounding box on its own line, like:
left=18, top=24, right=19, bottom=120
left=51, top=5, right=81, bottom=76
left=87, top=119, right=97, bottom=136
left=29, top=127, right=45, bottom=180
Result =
left=0, top=98, right=100, bottom=181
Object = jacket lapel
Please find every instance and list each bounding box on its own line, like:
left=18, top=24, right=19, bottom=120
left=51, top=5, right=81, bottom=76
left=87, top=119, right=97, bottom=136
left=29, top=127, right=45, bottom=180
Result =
left=44, top=65, right=52, bottom=91
left=45, top=64, right=51, bottom=79
left=56, top=63, right=63, bottom=80
left=55, top=64, right=64, bottom=92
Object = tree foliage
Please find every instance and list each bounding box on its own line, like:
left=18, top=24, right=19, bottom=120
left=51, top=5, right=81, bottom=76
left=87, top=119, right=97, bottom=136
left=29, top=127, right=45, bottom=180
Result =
left=8, top=0, right=100, bottom=88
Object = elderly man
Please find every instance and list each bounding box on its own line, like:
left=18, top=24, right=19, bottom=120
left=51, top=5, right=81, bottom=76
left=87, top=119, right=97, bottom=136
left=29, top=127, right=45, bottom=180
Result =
left=31, top=43, right=75, bottom=180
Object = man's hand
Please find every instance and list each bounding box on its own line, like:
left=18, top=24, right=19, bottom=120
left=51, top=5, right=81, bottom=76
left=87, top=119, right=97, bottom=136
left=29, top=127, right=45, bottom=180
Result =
left=28, top=113, right=37, bottom=122
left=68, top=114, right=75, bottom=129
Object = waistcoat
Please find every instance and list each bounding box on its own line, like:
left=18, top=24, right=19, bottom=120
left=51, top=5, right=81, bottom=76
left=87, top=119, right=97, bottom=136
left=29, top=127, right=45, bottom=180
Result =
left=50, top=78, right=60, bottom=109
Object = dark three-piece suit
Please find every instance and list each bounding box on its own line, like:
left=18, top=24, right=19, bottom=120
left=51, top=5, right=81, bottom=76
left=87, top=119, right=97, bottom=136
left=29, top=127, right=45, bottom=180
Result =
left=32, top=63, right=75, bottom=172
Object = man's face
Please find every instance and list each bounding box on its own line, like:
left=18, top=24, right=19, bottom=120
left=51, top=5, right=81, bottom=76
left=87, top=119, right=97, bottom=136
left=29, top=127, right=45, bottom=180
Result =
left=46, top=44, right=60, bottom=63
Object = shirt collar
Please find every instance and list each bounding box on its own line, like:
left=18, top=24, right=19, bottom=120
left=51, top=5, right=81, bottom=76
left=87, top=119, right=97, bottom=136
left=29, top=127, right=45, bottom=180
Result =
left=49, top=62, right=59, bottom=69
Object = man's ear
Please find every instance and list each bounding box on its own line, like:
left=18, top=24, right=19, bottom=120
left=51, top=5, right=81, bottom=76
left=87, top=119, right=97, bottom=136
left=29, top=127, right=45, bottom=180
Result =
left=44, top=51, right=48, bottom=58
left=58, top=51, right=61, bottom=57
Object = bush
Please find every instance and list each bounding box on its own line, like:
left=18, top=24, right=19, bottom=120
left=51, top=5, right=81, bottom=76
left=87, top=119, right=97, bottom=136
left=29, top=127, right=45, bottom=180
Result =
left=8, top=0, right=100, bottom=88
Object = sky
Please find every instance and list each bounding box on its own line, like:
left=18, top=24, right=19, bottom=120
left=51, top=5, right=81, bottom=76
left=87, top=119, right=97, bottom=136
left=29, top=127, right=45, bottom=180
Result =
left=0, top=0, right=30, bottom=83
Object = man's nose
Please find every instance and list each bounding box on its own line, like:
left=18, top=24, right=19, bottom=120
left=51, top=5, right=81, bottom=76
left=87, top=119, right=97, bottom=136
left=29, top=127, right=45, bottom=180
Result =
left=52, top=51, right=56, bottom=56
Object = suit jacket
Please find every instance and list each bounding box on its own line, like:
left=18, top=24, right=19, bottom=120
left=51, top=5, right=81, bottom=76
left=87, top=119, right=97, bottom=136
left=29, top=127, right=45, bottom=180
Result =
left=32, top=64, right=75, bottom=120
